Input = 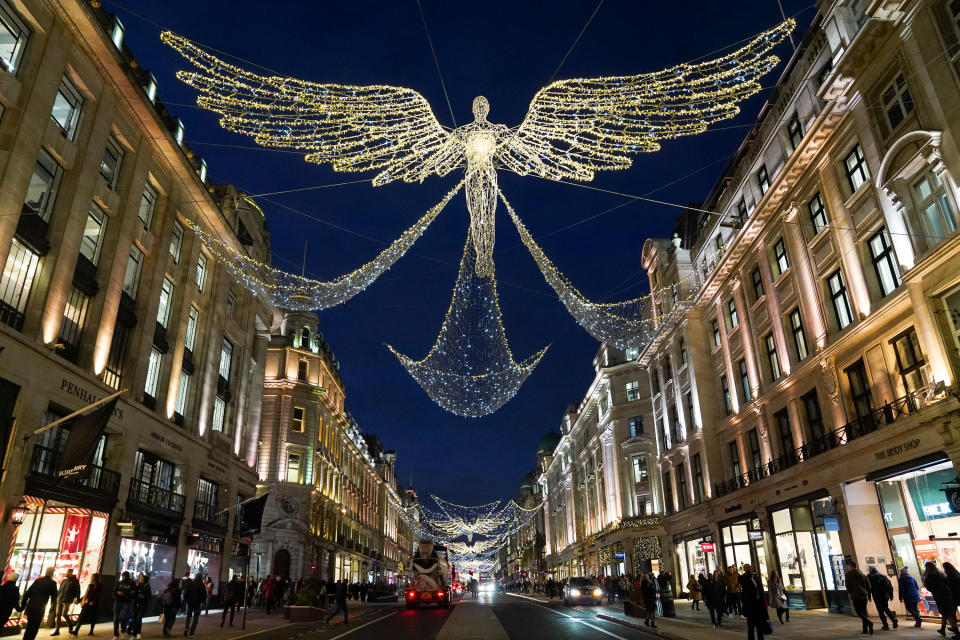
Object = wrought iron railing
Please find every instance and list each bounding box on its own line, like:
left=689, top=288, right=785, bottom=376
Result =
left=127, top=478, right=185, bottom=516
left=194, top=501, right=227, bottom=526
left=29, top=444, right=120, bottom=495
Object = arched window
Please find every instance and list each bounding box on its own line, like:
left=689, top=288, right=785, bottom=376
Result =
left=300, top=326, right=310, bottom=347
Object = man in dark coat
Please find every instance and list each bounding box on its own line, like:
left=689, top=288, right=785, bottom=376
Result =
left=182, top=573, right=206, bottom=637
left=739, top=564, right=769, bottom=640
left=0, top=573, right=22, bottom=628
left=22, top=568, right=58, bottom=640
left=845, top=558, right=874, bottom=635
left=324, top=580, right=348, bottom=625
left=53, top=568, right=81, bottom=635
left=113, top=570, right=136, bottom=639
left=220, top=576, right=244, bottom=627
left=702, top=571, right=724, bottom=628
left=866, top=566, right=898, bottom=630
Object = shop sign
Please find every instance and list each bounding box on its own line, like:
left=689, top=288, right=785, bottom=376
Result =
left=830, top=554, right=846, bottom=589
left=823, top=517, right=840, bottom=532
left=614, top=552, right=625, bottom=559
left=874, top=438, right=921, bottom=462
left=701, top=535, right=714, bottom=543
left=700, top=542, right=715, bottom=553
left=150, top=431, right=183, bottom=452
left=60, top=378, right=124, bottom=420
left=748, top=531, right=764, bottom=541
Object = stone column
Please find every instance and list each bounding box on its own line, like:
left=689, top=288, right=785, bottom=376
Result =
left=601, top=428, right=621, bottom=523
left=731, top=276, right=762, bottom=398
left=781, top=204, right=829, bottom=351
left=244, top=329, right=271, bottom=468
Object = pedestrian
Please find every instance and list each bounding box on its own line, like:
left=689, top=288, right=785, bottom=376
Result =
left=112, top=570, right=135, bottom=640
left=724, top=565, right=742, bottom=616
left=938, top=562, right=960, bottom=637
left=75, top=573, right=102, bottom=636
left=845, top=558, right=874, bottom=635
left=325, top=580, right=348, bottom=626
left=739, top=564, right=770, bottom=640
left=640, top=574, right=657, bottom=629
left=21, top=567, right=58, bottom=640
left=221, top=575, right=243, bottom=627
left=53, top=568, right=81, bottom=636
left=161, top=579, right=181, bottom=637
left=866, top=566, right=898, bottom=630
left=897, top=567, right=922, bottom=628
left=182, top=573, right=206, bottom=637
left=359, top=582, right=368, bottom=604
left=263, top=576, right=276, bottom=614
left=686, top=574, right=702, bottom=610
left=131, top=573, right=151, bottom=640
left=769, top=570, right=789, bottom=624
left=0, top=572, right=22, bottom=628
left=702, top=570, right=723, bottom=628
left=203, top=577, right=213, bottom=616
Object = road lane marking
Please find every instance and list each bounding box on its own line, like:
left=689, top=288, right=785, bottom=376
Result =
left=505, top=593, right=629, bottom=639
left=224, top=623, right=294, bottom=640
left=326, top=611, right=398, bottom=640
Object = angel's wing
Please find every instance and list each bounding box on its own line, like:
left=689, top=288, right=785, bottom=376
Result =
left=161, top=32, right=457, bottom=185
left=499, top=20, right=795, bottom=182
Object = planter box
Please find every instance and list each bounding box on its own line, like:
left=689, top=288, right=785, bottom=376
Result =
left=283, top=606, right=325, bottom=622
left=624, top=600, right=647, bottom=618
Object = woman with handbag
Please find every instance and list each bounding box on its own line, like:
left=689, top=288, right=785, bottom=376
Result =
left=769, top=570, right=790, bottom=624
left=74, top=574, right=102, bottom=636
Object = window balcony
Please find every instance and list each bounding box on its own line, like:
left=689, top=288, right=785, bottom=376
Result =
left=194, top=501, right=227, bottom=527
left=127, top=478, right=185, bottom=517
left=28, top=444, right=120, bottom=496
left=0, top=300, right=25, bottom=331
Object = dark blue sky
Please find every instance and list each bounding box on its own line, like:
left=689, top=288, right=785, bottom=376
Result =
left=111, top=0, right=814, bottom=505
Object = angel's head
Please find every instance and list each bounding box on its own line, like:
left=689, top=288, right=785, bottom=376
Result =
left=472, top=96, right=490, bottom=121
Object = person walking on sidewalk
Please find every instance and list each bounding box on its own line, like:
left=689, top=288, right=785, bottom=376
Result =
left=0, top=572, right=21, bottom=628
left=220, top=576, right=243, bottom=627
left=930, top=562, right=960, bottom=638
left=866, top=566, right=898, bottom=630
left=130, top=573, right=151, bottom=640
left=897, top=567, right=922, bottom=628
left=22, top=568, right=58, bottom=640
left=640, top=574, right=657, bottom=629
left=325, top=580, right=348, bottom=626
left=724, top=565, right=742, bottom=616
left=739, top=564, right=769, bottom=640
left=161, top=579, right=181, bottom=637
left=75, top=574, right=102, bottom=636
left=111, top=571, right=135, bottom=640
left=845, top=558, right=875, bottom=635
left=702, top=570, right=723, bottom=628
left=52, top=568, right=81, bottom=636
left=769, top=570, right=789, bottom=624
left=686, top=574, right=702, bottom=610
left=183, top=573, right=206, bottom=637
left=202, top=577, right=214, bottom=616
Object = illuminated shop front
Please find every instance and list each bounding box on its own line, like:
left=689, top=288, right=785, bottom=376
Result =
left=720, top=516, right=769, bottom=588
left=673, top=528, right=717, bottom=586
left=187, top=535, right=223, bottom=584
left=118, top=538, right=176, bottom=596
left=8, top=499, right=109, bottom=603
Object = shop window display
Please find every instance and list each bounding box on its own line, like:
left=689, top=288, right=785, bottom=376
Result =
left=118, top=538, right=176, bottom=595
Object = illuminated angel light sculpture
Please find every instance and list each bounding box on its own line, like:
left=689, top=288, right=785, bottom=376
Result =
left=163, top=19, right=794, bottom=413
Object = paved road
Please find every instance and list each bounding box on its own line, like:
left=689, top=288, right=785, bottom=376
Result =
left=240, top=593, right=654, bottom=640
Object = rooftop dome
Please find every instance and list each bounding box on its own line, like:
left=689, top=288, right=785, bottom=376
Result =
left=537, top=431, right=561, bottom=455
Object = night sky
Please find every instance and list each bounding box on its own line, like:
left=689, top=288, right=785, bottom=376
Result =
left=111, top=0, right=814, bottom=505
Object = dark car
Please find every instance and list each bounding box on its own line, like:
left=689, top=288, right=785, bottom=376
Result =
left=563, top=577, right=603, bottom=606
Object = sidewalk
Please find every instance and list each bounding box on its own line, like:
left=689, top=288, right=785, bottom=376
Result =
left=18, top=603, right=387, bottom=640
left=515, top=592, right=942, bottom=640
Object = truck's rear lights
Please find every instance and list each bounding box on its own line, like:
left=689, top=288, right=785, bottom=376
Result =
left=407, top=591, right=416, bottom=598
left=437, top=591, right=444, bottom=597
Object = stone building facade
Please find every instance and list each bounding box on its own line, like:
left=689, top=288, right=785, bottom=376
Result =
left=0, top=0, right=271, bottom=610
left=641, top=0, right=960, bottom=615
left=540, top=343, right=664, bottom=580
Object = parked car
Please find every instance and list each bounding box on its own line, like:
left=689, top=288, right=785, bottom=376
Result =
left=563, top=577, right=603, bottom=606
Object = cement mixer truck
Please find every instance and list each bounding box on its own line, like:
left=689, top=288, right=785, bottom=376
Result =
left=405, top=540, right=451, bottom=609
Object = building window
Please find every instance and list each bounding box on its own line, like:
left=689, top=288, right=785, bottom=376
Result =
left=211, top=396, right=226, bottom=432
left=195, top=253, right=208, bottom=291
left=802, top=389, right=824, bottom=440
left=775, top=409, right=794, bottom=458
left=291, top=406, right=305, bottom=433
left=679, top=339, right=687, bottom=364
left=625, top=346, right=639, bottom=360
left=57, top=287, right=89, bottom=362
left=196, top=478, right=217, bottom=510
left=80, top=202, right=106, bottom=266
left=788, top=309, right=808, bottom=361
left=185, top=307, right=198, bottom=353
left=729, top=441, right=742, bottom=478
left=110, top=16, right=124, bottom=48
left=637, top=494, right=651, bottom=516
left=662, top=357, right=673, bottom=381
left=685, top=392, right=696, bottom=430
left=808, top=192, right=827, bottom=235
left=100, top=136, right=123, bottom=189
left=726, top=298, right=739, bottom=329
left=156, top=277, right=174, bottom=328
left=174, top=371, right=190, bottom=417
left=751, top=267, right=764, bottom=300
left=219, top=339, right=233, bottom=381
left=757, top=165, right=770, bottom=195
left=787, top=112, right=803, bottom=151
left=881, top=73, right=914, bottom=131
left=677, top=465, right=689, bottom=509
left=0, top=238, right=40, bottom=330
left=692, top=454, right=705, bottom=502
left=846, top=359, right=873, bottom=421
left=297, top=358, right=308, bottom=382
left=122, top=246, right=144, bottom=300
left=652, top=369, right=660, bottom=393
left=891, top=328, right=926, bottom=393
left=0, top=1, right=30, bottom=73
left=225, top=290, right=236, bottom=318
left=844, top=143, right=870, bottom=193
left=22, top=149, right=62, bottom=221
left=169, top=221, right=184, bottom=263
left=748, top=428, right=762, bottom=470
left=137, top=183, right=157, bottom=229
left=628, top=416, right=643, bottom=437
left=828, top=270, right=854, bottom=329
left=773, top=237, right=789, bottom=276
left=144, top=347, right=162, bottom=400
left=712, top=319, right=721, bottom=347
left=286, top=452, right=302, bottom=483
left=737, top=198, right=749, bottom=225
left=102, top=322, right=129, bottom=390
left=868, top=227, right=901, bottom=297
left=721, top=375, right=732, bottom=416
left=738, top=359, right=752, bottom=403
left=632, top=456, right=648, bottom=483
left=765, top=333, right=781, bottom=381
left=51, top=76, right=83, bottom=139
left=913, top=170, right=957, bottom=242
left=625, top=380, right=640, bottom=402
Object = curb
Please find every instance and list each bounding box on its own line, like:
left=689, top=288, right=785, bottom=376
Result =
left=596, top=613, right=686, bottom=640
